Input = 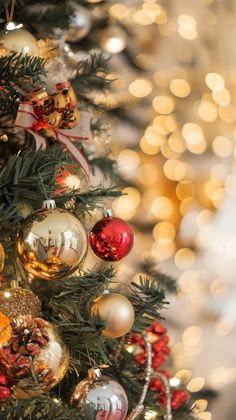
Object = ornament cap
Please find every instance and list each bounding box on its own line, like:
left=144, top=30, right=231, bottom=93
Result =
left=103, top=208, right=112, bottom=218
left=42, top=199, right=56, bottom=209
left=87, top=368, right=102, bottom=380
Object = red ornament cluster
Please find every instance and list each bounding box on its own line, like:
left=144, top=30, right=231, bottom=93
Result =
left=89, top=216, right=134, bottom=262
left=128, top=321, right=189, bottom=412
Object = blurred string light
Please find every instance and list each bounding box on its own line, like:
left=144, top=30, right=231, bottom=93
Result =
left=100, top=26, right=127, bottom=53
left=178, top=14, right=198, bottom=40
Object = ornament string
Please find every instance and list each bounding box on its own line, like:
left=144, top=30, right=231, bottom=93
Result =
left=5, top=0, right=15, bottom=22
left=126, top=333, right=173, bottom=420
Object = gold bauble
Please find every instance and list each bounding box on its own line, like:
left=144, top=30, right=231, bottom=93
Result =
left=0, top=27, right=39, bottom=56
left=0, top=287, right=42, bottom=318
left=0, top=243, right=5, bottom=273
left=91, top=293, right=135, bottom=338
left=16, top=207, right=87, bottom=280
left=0, top=317, right=69, bottom=399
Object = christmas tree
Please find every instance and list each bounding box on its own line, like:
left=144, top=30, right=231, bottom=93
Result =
left=0, top=1, right=198, bottom=419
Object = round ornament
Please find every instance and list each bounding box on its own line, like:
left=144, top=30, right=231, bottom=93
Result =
left=0, top=316, right=69, bottom=399
left=71, top=368, right=128, bottom=420
left=89, top=215, right=134, bottom=262
left=64, top=3, right=92, bottom=43
left=16, top=206, right=88, bottom=280
left=0, top=23, right=39, bottom=56
left=91, top=293, right=135, bottom=338
left=0, top=287, right=42, bottom=318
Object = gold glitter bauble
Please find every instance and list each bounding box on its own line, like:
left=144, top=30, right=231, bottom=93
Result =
left=0, top=243, right=5, bottom=273
left=91, top=293, right=135, bottom=338
left=0, top=317, right=69, bottom=399
left=0, top=287, right=42, bottom=318
left=0, top=28, right=39, bottom=56
left=16, top=208, right=88, bottom=280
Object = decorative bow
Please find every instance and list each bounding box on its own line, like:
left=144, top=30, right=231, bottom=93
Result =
left=15, top=82, right=91, bottom=180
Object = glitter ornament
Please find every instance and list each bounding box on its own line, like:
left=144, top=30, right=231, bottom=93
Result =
left=16, top=205, right=88, bottom=280
left=0, top=316, right=69, bottom=399
left=0, top=287, right=42, bottom=319
left=91, top=293, right=135, bottom=338
left=0, top=23, right=39, bottom=56
left=71, top=368, right=128, bottom=420
left=64, top=4, right=92, bottom=43
left=89, top=214, right=134, bottom=262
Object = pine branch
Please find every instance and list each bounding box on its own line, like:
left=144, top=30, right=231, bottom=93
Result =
left=0, top=53, right=46, bottom=83
left=129, top=277, right=167, bottom=332
left=0, top=53, right=46, bottom=112
left=73, top=52, right=111, bottom=93
left=71, top=187, right=123, bottom=215
left=140, top=260, right=178, bottom=294
left=0, top=395, right=80, bottom=420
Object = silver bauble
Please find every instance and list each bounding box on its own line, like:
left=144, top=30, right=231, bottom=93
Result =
left=64, top=4, right=92, bottom=43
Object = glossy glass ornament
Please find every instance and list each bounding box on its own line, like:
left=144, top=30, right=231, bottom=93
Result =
left=91, top=293, right=135, bottom=338
left=0, top=287, right=42, bottom=318
left=89, top=216, right=134, bottom=262
left=16, top=208, right=88, bottom=280
left=0, top=25, right=39, bottom=56
left=64, top=4, right=92, bottom=43
left=71, top=369, right=128, bottom=420
left=0, top=317, right=69, bottom=399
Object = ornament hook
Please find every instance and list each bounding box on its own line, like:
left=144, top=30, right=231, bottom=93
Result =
left=42, top=199, right=56, bottom=209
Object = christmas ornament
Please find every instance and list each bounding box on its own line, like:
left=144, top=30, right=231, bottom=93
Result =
left=91, top=293, right=135, bottom=338
left=0, top=22, right=39, bottom=56
left=71, top=368, right=128, bottom=419
left=0, top=316, right=69, bottom=399
left=89, top=213, right=134, bottom=262
left=15, top=82, right=91, bottom=179
left=0, top=312, right=12, bottom=346
left=0, top=243, right=5, bottom=273
left=16, top=203, right=88, bottom=280
left=0, top=287, right=42, bottom=318
left=64, top=4, right=92, bottom=43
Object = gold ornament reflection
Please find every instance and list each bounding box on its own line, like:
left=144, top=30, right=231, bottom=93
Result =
left=16, top=208, right=88, bottom=280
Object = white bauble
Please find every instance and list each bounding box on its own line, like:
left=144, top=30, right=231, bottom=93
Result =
left=0, top=28, right=39, bottom=56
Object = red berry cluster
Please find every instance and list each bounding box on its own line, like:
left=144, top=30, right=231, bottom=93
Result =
left=128, top=321, right=189, bottom=411
left=0, top=373, right=10, bottom=400
left=129, top=322, right=170, bottom=371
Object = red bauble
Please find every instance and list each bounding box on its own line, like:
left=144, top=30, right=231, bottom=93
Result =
left=0, top=386, right=10, bottom=400
left=89, top=216, right=134, bottom=261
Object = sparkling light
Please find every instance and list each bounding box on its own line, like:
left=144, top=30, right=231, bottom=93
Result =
left=170, top=78, right=191, bottom=97
left=205, top=72, right=224, bottom=92
left=129, top=79, right=153, bottom=98
left=151, top=196, right=173, bottom=219
left=152, top=95, right=175, bottom=114
left=178, top=14, right=198, bottom=40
